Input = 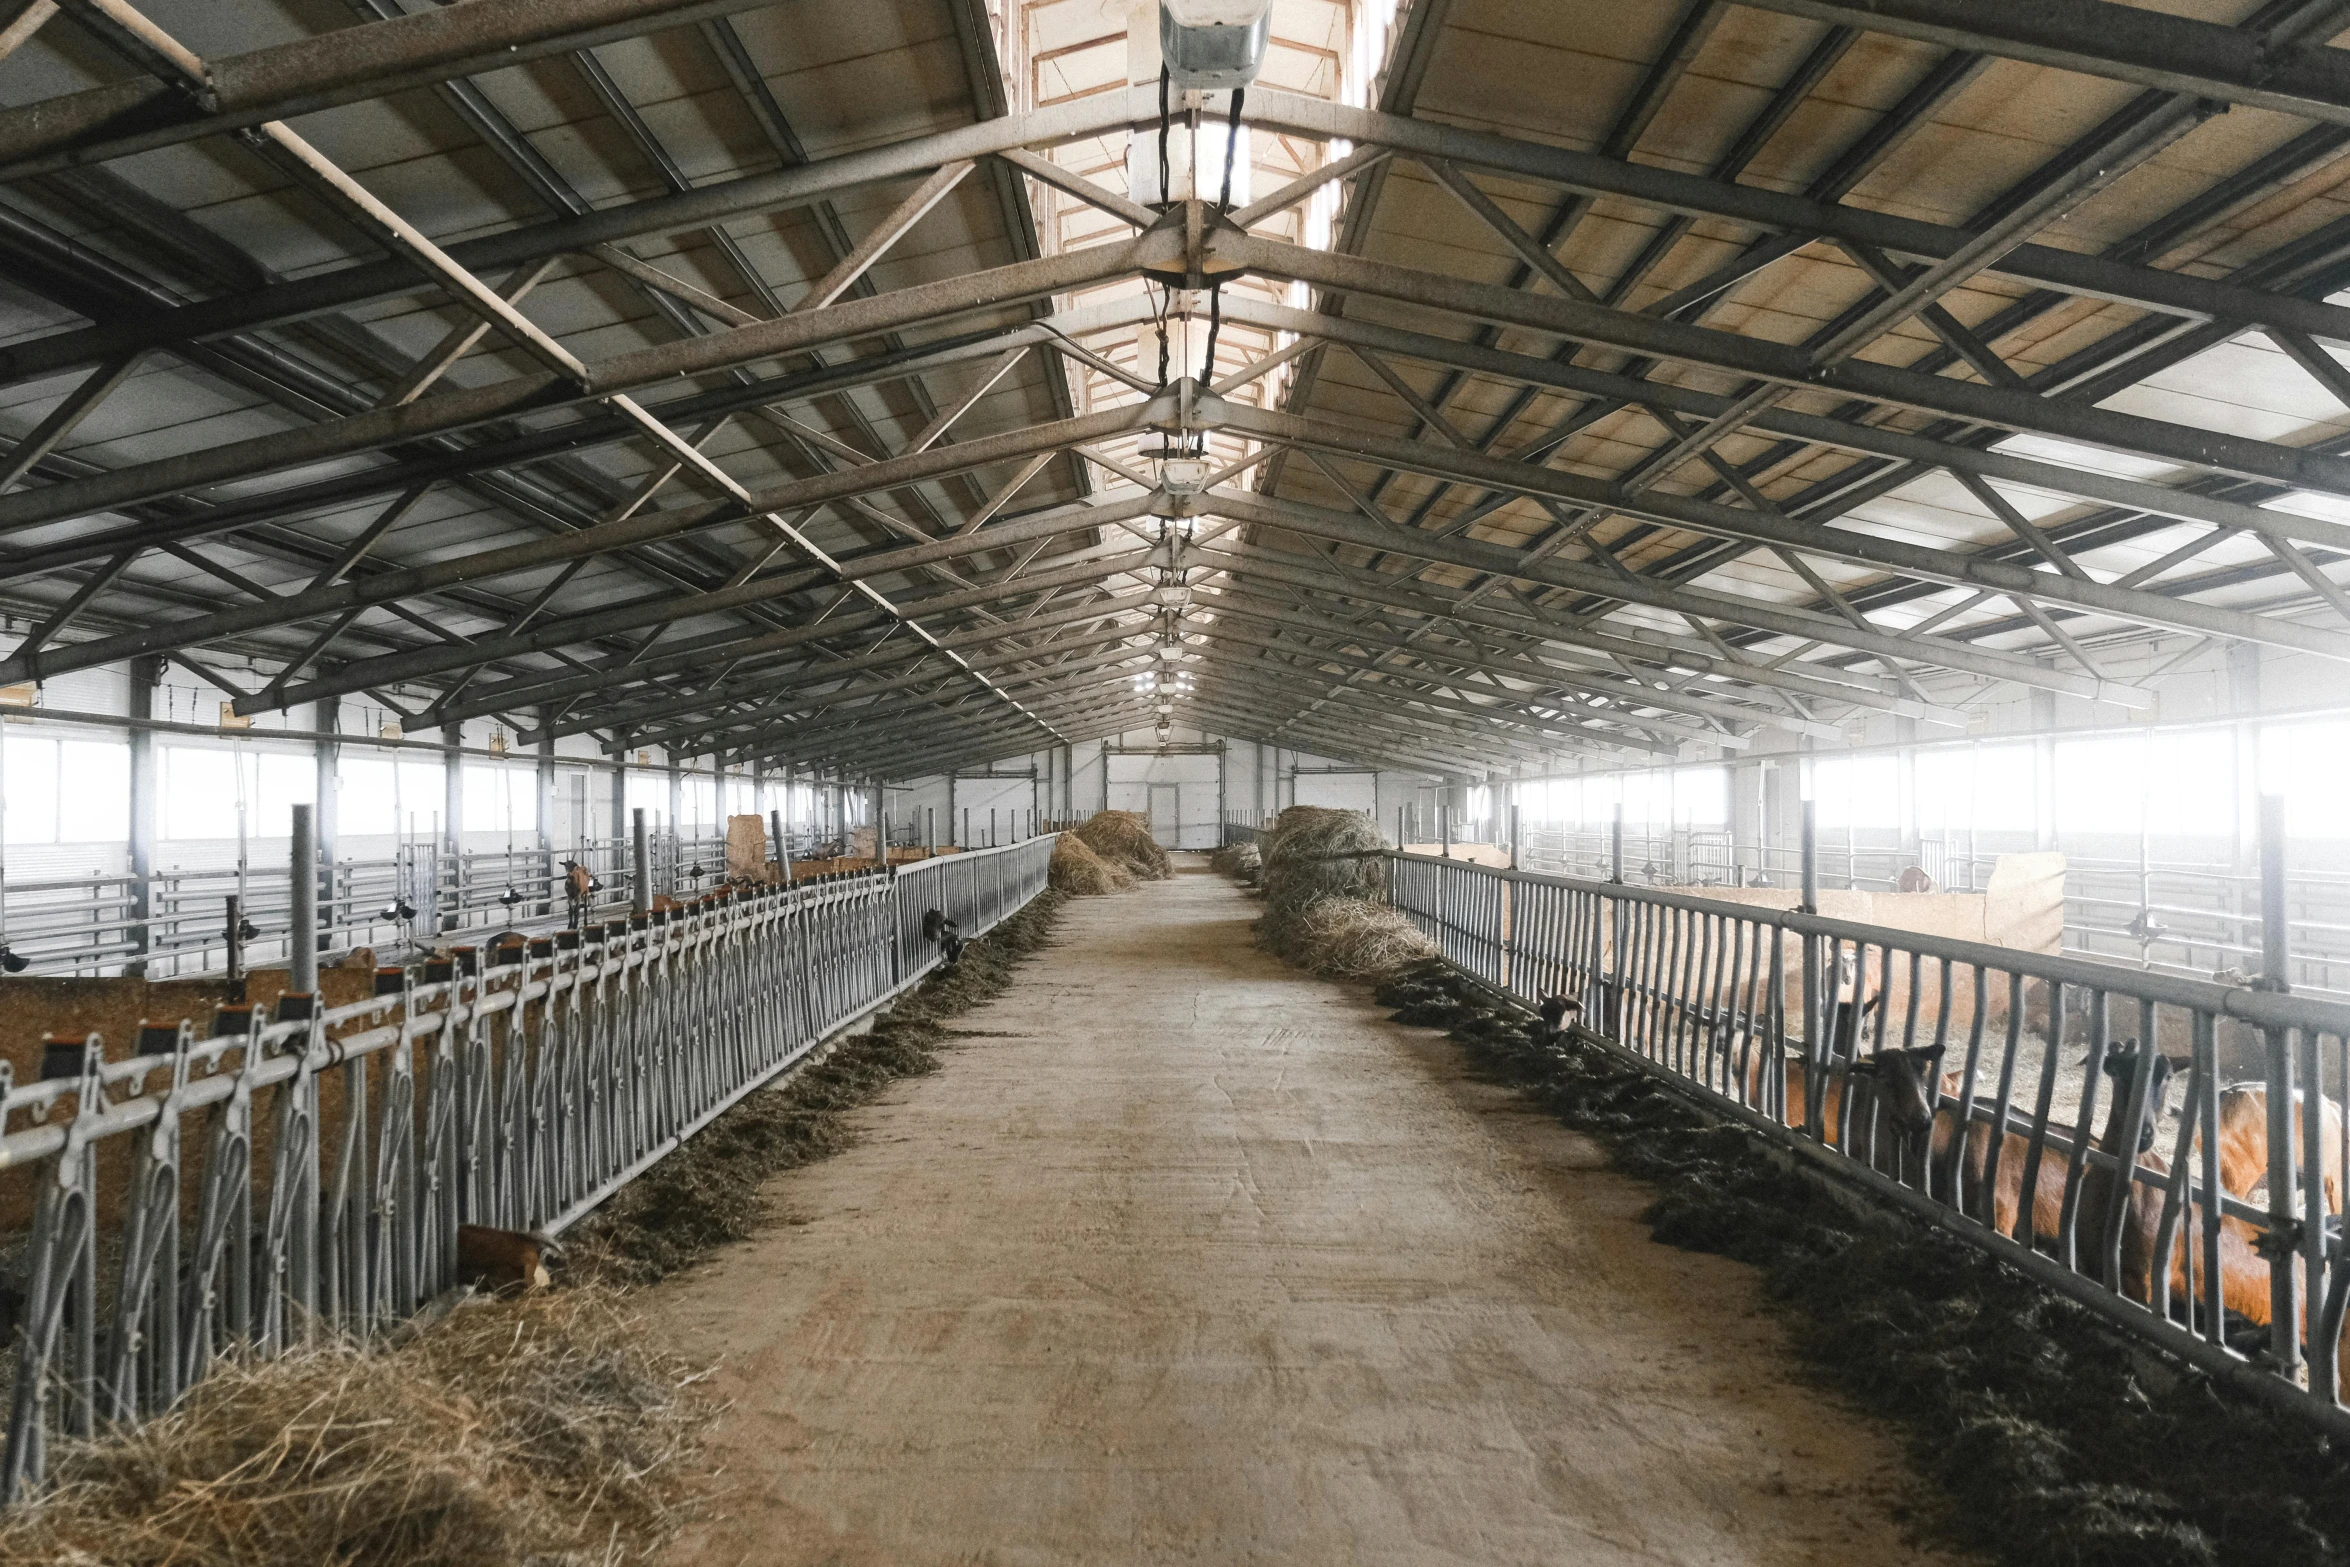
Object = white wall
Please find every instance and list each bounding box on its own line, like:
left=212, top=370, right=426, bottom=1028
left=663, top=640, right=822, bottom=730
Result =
left=1105, top=750, right=1221, bottom=847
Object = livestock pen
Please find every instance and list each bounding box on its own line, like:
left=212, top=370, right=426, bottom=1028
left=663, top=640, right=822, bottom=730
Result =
left=0, top=827, right=1055, bottom=1499
left=1373, top=805, right=2350, bottom=1435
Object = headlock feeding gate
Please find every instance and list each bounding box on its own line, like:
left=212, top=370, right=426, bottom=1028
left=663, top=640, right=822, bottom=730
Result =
left=0, top=833, right=1055, bottom=1498
left=1383, top=845, right=2350, bottom=1434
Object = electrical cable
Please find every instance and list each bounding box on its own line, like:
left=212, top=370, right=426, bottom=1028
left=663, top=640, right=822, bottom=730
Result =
left=1217, top=88, right=1245, bottom=212
left=1200, top=282, right=1222, bottom=406
left=1197, top=89, right=1245, bottom=392
left=1157, top=63, right=1171, bottom=208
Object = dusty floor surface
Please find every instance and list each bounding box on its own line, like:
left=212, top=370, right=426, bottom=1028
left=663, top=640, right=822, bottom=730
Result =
left=660, top=864, right=1966, bottom=1567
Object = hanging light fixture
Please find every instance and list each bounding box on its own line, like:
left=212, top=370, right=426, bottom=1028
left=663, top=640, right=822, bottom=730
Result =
left=1161, top=0, right=1273, bottom=92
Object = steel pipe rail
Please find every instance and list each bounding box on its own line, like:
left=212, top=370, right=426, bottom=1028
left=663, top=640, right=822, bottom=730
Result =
left=0, top=833, right=1056, bottom=1500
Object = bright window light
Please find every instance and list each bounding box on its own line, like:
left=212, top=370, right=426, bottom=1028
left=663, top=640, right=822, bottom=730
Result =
left=1813, top=755, right=1899, bottom=830
left=1676, top=766, right=1729, bottom=827
left=337, top=754, right=445, bottom=837
left=3, top=735, right=60, bottom=845
left=624, top=770, right=667, bottom=826
left=160, top=746, right=313, bottom=840
left=462, top=763, right=538, bottom=835
left=57, top=740, right=130, bottom=844
left=2260, top=720, right=2350, bottom=838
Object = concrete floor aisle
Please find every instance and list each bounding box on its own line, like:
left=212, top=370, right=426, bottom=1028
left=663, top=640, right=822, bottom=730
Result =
left=660, top=864, right=1958, bottom=1567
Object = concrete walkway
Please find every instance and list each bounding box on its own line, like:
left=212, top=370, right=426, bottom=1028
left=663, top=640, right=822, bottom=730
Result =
left=660, top=865, right=1958, bottom=1567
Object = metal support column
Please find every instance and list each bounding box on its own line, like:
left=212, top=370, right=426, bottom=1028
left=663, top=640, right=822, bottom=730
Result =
left=2256, top=792, right=2300, bottom=1373
left=631, top=807, right=650, bottom=914
left=441, top=732, right=463, bottom=933
left=289, top=803, right=318, bottom=996
left=534, top=724, right=555, bottom=918
left=312, top=698, right=338, bottom=953
left=125, top=655, right=160, bottom=975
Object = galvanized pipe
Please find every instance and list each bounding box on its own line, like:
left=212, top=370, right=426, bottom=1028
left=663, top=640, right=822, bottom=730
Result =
left=288, top=803, right=316, bottom=996
left=631, top=809, right=650, bottom=915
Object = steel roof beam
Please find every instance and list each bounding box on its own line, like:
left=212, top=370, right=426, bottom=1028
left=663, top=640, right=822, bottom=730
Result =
left=0, top=408, right=1159, bottom=687
left=707, top=641, right=1153, bottom=766
left=1193, top=620, right=1687, bottom=758
left=1192, top=648, right=1605, bottom=766
left=1200, top=487, right=2125, bottom=700
left=0, top=90, right=1162, bottom=388
left=430, top=541, right=1154, bottom=730
left=8, top=74, right=2347, bottom=395
left=1226, top=231, right=2350, bottom=507
left=1194, top=579, right=1836, bottom=739
left=1200, top=590, right=1755, bottom=747
left=1734, top=0, right=2350, bottom=130
left=1229, top=397, right=2350, bottom=663
left=0, top=318, right=1097, bottom=585
left=0, top=0, right=790, bottom=178
left=1185, top=544, right=1957, bottom=720
left=0, top=235, right=1164, bottom=538
left=1242, top=89, right=2350, bottom=347
left=1204, top=295, right=2350, bottom=555
left=240, top=499, right=1160, bottom=718
left=550, top=596, right=1157, bottom=750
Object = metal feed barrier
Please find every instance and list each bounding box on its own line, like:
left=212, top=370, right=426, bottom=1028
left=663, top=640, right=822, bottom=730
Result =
left=1385, top=813, right=2350, bottom=1435
left=0, top=832, right=1055, bottom=1500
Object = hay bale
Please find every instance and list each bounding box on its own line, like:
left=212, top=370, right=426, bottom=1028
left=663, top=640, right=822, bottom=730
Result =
left=1260, top=805, right=1387, bottom=918
left=725, top=813, right=767, bottom=878
left=0, top=1288, right=707, bottom=1567
left=1253, top=807, right=1431, bottom=979
left=1261, top=894, right=1436, bottom=980
left=1208, top=839, right=1260, bottom=881
left=1073, top=810, right=1171, bottom=881
left=1050, top=832, right=1134, bottom=896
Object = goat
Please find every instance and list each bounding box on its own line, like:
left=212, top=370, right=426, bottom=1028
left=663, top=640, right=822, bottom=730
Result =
left=2198, top=1086, right=2346, bottom=1215
left=1531, top=994, right=1582, bottom=1047
left=1928, top=1043, right=2171, bottom=1258
left=456, top=1225, right=563, bottom=1293
left=1755, top=1045, right=1944, bottom=1169
left=922, top=908, right=965, bottom=966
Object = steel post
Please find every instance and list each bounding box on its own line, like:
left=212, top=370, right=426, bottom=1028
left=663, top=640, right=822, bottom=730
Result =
left=289, top=804, right=317, bottom=996
left=631, top=808, right=650, bottom=914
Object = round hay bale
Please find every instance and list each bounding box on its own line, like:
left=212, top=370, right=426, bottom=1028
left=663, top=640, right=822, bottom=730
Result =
left=1260, top=805, right=1387, bottom=919
left=1073, top=810, right=1171, bottom=881
left=1262, top=895, right=1437, bottom=980
left=1049, top=832, right=1134, bottom=896
left=1252, top=807, right=1431, bottom=979
left=1208, top=839, right=1261, bottom=880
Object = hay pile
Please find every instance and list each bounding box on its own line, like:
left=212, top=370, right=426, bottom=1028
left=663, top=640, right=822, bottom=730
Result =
left=1072, top=810, right=1170, bottom=881
left=1049, top=832, right=1134, bottom=896
left=1386, top=958, right=2350, bottom=1567
left=0, top=1289, right=706, bottom=1567
left=1254, top=806, right=1433, bottom=980
left=1208, top=839, right=1260, bottom=883
left=570, top=890, right=1064, bottom=1283
left=1263, top=894, right=1435, bottom=980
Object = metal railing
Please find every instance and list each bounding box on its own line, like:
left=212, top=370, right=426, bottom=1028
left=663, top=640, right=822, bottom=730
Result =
left=0, top=832, right=755, bottom=980
left=1384, top=820, right=2350, bottom=1434
left=0, top=832, right=1055, bottom=1499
